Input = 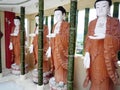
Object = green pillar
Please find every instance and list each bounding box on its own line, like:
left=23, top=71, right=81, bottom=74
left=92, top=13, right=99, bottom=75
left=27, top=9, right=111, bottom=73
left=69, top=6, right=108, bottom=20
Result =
left=0, top=31, right=3, bottom=74
left=45, top=16, right=48, bottom=26
left=113, top=2, right=120, bottom=61
left=113, top=2, right=119, bottom=18
left=0, top=37, right=2, bottom=73
left=38, top=0, right=44, bottom=86
left=65, top=12, right=69, bottom=22
left=20, top=7, right=25, bottom=75
left=67, top=0, right=77, bottom=90
left=83, top=8, right=90, bottom=53
left=76, top=10, right=78, bottom=29
left=51, top=15, right=54, bottom=32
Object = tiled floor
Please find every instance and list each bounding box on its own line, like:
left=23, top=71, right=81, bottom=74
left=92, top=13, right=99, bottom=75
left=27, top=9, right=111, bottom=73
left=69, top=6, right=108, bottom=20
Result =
left=0, top=69, right=50, bottom=90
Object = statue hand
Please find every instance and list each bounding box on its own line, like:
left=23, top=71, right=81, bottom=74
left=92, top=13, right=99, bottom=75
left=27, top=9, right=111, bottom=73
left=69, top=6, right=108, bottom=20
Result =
left=46, top=47, right=51, bottom=58
left=89, top=33, right=105, bottom=39
left=10, top=33, right=17, bottom=36
left=29, top=33, right=36, bottom=37
left=25, top=41, right=28, bottom=46
left=9, top=42, right=13, bottom=50
left=46, top=33, right=56, bottom=38
left=84, top=52, right=90, bottom=69
left=29, top=44, right=33, bottom=53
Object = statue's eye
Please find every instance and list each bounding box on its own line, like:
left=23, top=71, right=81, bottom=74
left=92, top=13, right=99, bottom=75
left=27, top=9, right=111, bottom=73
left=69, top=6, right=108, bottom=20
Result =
left=96, top=7, right=99, bottom=9
left=103, top=5, right=106, bottom=7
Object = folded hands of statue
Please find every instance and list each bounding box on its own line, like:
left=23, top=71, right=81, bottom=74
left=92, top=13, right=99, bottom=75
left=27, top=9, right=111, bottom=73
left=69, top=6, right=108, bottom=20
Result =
left=84, top=52, right=90, bottom=69
left=46, top=33, right=56, bottom=38
left=9, top=42, right=13, bottom=50
left=29, top=44, right=33, bottom=53
left=88, top=33, right=105, bottom=39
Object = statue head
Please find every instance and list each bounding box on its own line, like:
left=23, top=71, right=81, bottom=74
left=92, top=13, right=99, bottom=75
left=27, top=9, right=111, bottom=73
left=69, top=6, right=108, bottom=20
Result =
left=94, top=0, right=112, bottom=17
left=54, top=6, right=66, bottom=23
left=14, top=16, right=21, bottom=26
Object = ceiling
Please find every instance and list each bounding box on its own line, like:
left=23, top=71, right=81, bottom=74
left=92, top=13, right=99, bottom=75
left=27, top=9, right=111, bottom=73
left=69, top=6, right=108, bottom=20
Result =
left=0, top=0, right=70, bottom=14
left=0, top=0, right=119, bottom=15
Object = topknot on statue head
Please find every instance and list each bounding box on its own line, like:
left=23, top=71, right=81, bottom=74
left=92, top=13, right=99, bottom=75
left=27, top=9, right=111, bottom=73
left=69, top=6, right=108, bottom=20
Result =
left=14, top=16, right=21, bottom=21
left=54, top=6, right=66, bottom=15
left=94, top=0, right=112, bottom=8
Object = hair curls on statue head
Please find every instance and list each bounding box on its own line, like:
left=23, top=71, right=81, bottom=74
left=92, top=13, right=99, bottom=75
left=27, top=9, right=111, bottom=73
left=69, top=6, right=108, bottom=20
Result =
left=14, top=16, right=21, bottom=21
left=54, top=6, right=66, bottom=15
left=94, top=0, right=112, bottom=8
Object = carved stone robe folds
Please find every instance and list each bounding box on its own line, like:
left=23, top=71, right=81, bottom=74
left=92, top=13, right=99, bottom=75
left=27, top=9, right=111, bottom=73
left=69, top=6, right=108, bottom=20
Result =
left=32, top=25, right=50, bottom=72
left=85, top=16, right=120, bottom=90
left=10, top=26, right=20, bottom=65
left=50, top=21, right=70, bottom=84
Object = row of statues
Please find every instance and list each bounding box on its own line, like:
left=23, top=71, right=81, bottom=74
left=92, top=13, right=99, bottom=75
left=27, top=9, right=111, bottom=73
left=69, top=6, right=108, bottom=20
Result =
left=6, top=0, right=120, bottom=90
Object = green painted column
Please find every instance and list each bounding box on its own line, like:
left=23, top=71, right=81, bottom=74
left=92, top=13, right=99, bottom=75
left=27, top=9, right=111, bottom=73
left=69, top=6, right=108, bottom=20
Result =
left=38, top=0, right=44, bottom=86
left=83, top=8, right=90, bottom=53
left=113, top=2, right=120, bottom=61
left=0, top=31, right=3, bottom=74
left=65, top=12, right=69, bottom=22
left=67, top=0, right=77, bottom=90
left=76, top=10, right=78, bottom=30
left=0, top=37, right=2, bottom=73
left=45, top=16, right=48, bottom=26
left=51, top=15, right=54, bottom=32
left=113, top=2, right=119, bottom=18
left=20, top=7, right=25, bottom=75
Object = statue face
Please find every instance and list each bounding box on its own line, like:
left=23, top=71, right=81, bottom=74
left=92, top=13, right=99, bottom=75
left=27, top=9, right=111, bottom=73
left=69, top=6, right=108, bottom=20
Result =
left=96, top=1, right=109, bottom=17
left=14, top=19, right=20, bottom=26
left=54, top=10, right=63, bottom=23
left=35, top=16, right=39, bottom=24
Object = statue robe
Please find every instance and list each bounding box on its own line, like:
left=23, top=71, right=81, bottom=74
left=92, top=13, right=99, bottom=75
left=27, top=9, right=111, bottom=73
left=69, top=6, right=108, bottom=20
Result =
left=50, top=21, right=70, bottom=84
left=10, top=26, right=20, bottom=65
left=84, top=16, right=120, bottom=90
left=32, top=25, right=50, bottom=72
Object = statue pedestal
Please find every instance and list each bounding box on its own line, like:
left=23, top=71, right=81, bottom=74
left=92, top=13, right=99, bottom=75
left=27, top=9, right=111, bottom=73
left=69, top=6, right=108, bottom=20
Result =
left=49, top=77, right=67, bottom=90
left=32, top=69, right=53, bottom=84
left=11, top=63, right=28, bottom=75
left=11, top=64, right=21, bottom=75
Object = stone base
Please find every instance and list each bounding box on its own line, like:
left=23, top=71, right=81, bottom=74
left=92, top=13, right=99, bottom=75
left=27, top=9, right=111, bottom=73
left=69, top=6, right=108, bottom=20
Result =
left=32, top=69, right=53, bottom=84
left=11, top=63, right=28, bottom=75
left=20, top=75, right=26, bottom=80
left=11, top=64, right=20, bottom=75
left=37, top=85, right=44, bottom=90
left=49, top=77, right=67, bottom=90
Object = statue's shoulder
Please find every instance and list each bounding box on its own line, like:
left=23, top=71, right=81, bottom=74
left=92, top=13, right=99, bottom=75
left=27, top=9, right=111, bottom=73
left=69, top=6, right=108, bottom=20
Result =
left=62, top=20, right=69, bottom=25
left=62, top=21, right=70, bottom=28
left=108, top=16, right=119, bottom=22
left=89, top=18, right=97, bottom=26
left=43, top=24, right=48, bottom=30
